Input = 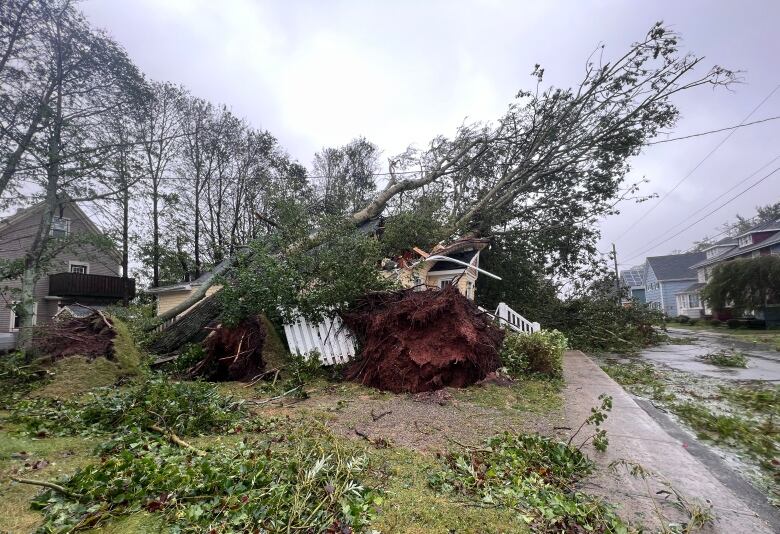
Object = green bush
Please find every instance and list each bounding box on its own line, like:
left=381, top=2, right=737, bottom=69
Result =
left=689, top=319, right=699, bottom=326
left=501, top=329, right=567, bottom=379
left=727, top=319, right=741, bottom=329
left=678, top=315, right=691, bottom=324
left=709, top=319, right=722, bottom=328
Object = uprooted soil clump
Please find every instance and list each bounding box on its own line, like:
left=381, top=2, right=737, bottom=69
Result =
left=341, top=287, right=504, bottom=393
left=188, top=316, right=266, bottom=381
left=35, top=313, right=116, bottom=361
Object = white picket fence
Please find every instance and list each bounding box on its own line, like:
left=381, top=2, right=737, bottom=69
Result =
left=283, top=301, right=539, bottom=366
left=282, top=314, right=356, bottom=365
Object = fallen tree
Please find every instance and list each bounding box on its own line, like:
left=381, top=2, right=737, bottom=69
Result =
left=144, top=24, right=734, bottom=334
left=342, top=287, right=504, bottom=393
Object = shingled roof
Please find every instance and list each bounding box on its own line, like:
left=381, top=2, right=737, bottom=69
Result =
left=646, top=252, right=705, bottom=281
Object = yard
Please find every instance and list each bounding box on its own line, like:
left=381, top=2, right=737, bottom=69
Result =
left=1, top=349, right=601, bottom=534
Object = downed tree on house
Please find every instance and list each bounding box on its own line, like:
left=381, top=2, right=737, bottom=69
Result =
left=341, top=286, right=504, bottom=393
left=146, top=293, right=223, bottom=355
left=187, top=317, right=266, bottom=382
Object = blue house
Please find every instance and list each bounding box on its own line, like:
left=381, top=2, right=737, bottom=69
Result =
left=619, top=265, right=645, bottom=303
left=643, top=252, right=705, bottom=317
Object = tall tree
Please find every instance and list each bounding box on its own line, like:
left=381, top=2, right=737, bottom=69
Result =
left=312, top=137, right=379, bottom=216
left=139, top=82, right=183, bottom=288
left=11, top=0, right=144, bottom=347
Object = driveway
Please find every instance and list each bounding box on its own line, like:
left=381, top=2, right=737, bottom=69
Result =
left=563, top=350, right=778, bottom=533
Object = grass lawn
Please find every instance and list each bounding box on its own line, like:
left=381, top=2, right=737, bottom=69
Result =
left=0, top=361, right=572, bottom=533
left=670, top=323, right=780, bottom=350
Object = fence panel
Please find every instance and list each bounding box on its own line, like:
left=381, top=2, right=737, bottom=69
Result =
left=283, top=314, right=356, bottom=365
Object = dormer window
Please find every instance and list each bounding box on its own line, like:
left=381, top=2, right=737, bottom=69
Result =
left=738, top=235, right=752, bottom=247
left=50, top=216, right=70, bottom=238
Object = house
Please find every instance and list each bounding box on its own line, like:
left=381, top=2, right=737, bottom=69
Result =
left=147, top=269, right=222, bottom=319
left=619, top=265, right=645, bottom=303
left=642, top=251, right=706, bottom=317
left=388, top=237, right=490, bottom=301
left=0, top=202, right=135, bottom=346
left=681, top=219, right=780, bottom=320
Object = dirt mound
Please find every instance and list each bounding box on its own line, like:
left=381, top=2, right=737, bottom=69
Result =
left=342, top=287, right=504, bottom=393
left=188, top=317, right=266, bottom=381
left=35, top=313, right=116, bottom=361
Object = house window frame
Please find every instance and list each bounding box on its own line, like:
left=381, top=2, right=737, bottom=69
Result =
left=10, top=301, right=37, bottom=331
left=68, top=261, right=90, bottom=274
left=50, top=216, right=71, bottom=238
left=439, top=278, right=454, bottom=288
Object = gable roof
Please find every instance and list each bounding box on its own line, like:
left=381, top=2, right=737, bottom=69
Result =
left=428, top=249, right=479, bottom=273
left=736, top=218, right=780, bottom=237
left=0, top=200, right=104, bottom=237
left=646, top=252, right=705, bottom=281
left=691, top=223, right=780, bottom=269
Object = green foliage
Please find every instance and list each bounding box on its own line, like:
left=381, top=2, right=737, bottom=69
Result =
left=554, top=297, right=666, bottom=353
left=673, top=402, right=778, bottom=470
left=31, top=430, right=379, bottom=533
left=219, top=218, right=391, bottom=326
left=697, top=349, right=748, bottom=368
left=701, top=256, right=780, bottom=316
left=500, top=329, right=567, bottom=379
left=378, top=198, right=447, bottom=256
left=0, top=351, right=49, bottom=405
left=11, top=379, right=245, bottom=437
left=568, top=394, right=613, bottom=453
left=677, top=315, right=690, bottom=324
left=429, top=433, right=627, bottom=533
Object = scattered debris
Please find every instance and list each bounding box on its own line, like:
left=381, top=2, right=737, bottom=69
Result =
left=342, top=287, right=504, bottom=393
left=188, top=317, right=266, bottom=381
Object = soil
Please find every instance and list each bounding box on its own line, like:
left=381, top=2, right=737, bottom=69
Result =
left=341, top=287, right=504, bottom=393
left=254, top=379, right=564, bottom=453
left=191, top=317, right=266, bottom=381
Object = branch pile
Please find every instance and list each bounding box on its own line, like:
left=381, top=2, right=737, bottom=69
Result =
left=341, top=286, right=504, bottom=393
left=34, top=313, right=115, bottom=361
left=187, top=316, right=266, bottom=381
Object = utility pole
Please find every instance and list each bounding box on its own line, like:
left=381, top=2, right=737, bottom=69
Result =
left=612, top=243, right=621, bottom=304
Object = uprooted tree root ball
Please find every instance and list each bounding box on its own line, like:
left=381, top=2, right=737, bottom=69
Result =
left=341, top=287, right=504, bottom=393
left=189, top=316, right=267, bottom=381
left=34, top=313, right=116, bottom=361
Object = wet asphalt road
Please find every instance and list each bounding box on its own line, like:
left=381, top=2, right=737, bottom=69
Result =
left=645, top=328, right=780, bottom=381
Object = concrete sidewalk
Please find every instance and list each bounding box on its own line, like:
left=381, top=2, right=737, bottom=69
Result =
left=562, top=350, right=776, bottom=533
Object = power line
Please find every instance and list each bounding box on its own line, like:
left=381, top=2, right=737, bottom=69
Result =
left=619, top=164, right=780, bottom=265
left=619, top=153, right=780, bottom=255
left=646, top=115, right=780, bottom=145
left=615, top=83, right=780, bottom=241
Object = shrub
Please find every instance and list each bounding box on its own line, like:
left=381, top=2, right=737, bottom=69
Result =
left=709, top=319, right=722, bottom=328
left=689, top=319, right=699, bottom=326
left=747, top=319, right=767, bottom=330
left=501, top=329, right=567, bottom=379
left=678, top=315, right=691, bottom=324
left=727, top=319, right=741, bottom=329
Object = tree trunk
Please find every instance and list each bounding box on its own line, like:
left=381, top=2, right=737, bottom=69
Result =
left=121, top=179, right=130, bottom=306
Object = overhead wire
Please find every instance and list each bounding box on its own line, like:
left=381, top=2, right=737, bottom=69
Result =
left=614, top=83, right=780, bottom=241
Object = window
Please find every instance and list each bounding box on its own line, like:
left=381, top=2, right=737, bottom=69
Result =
left=466, top=281, right=473, bottom=300
left=10, top=302, right=37, bottom=331
left=738, top=235, right=752, bottom=247
left=50, top=216, right=70, bottom=238
left=439, top=279, right=453, bottom=288
left=69, top=261, right=89, bottom=274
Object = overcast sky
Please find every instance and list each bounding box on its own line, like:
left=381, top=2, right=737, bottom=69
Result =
left=82, top=0, right=780, bottom=268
